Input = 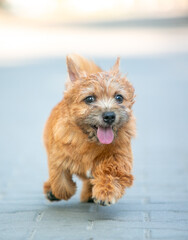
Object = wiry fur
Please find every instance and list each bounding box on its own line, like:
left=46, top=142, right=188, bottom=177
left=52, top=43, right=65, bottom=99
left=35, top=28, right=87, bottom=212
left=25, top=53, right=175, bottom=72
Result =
left=43, top=54, right=136, bottom=206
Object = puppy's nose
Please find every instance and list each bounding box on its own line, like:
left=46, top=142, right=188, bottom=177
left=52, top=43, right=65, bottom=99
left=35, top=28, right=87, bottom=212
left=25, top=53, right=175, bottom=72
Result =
left=102, top=112, right=116, bottom=124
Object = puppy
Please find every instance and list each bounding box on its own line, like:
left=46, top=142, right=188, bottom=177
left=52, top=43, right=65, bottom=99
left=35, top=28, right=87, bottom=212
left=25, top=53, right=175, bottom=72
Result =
left=43, top=54, right=136, bottom=206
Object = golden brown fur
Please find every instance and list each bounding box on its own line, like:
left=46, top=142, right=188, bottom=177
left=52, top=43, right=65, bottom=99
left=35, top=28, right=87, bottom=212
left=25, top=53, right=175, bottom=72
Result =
left=43, top=54, right=136, bottom=206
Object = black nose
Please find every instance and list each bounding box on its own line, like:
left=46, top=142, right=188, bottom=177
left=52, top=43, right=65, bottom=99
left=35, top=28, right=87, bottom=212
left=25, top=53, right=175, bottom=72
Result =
left=102, top=112, right=116, bottom=124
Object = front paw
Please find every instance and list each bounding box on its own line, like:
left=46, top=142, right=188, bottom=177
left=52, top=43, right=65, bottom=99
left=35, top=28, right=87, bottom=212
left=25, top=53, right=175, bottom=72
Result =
left=93, top=197, right=116, bottom=206
left=46, top=191, right=60, bottom=202
left=92, top=187, right=118, bottom=206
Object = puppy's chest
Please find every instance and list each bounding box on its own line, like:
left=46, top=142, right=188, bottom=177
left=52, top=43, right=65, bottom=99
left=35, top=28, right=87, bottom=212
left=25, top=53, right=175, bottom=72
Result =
left=67, top=151, right=95, bottom=178
left=67, top=144, right=104, bottom=178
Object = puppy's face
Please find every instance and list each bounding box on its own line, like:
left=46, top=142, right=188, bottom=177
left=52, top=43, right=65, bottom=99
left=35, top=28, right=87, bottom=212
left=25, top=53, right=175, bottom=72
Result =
left=64, top=71, right=135, bottom=145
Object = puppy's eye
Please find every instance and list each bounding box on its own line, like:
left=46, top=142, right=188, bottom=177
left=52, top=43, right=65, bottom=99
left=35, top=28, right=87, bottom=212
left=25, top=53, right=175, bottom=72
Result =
left=115, top=94, right=124, bottom=103
left=84, top=96, right=96, bottom=104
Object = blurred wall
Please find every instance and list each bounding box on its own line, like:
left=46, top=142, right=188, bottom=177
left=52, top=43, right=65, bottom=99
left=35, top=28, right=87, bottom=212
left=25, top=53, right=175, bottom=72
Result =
left=3, top=0, right=188, bottom=22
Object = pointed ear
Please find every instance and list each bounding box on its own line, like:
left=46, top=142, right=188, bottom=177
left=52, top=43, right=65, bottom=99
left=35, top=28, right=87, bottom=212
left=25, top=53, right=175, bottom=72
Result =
left=110, top=57, right=120, bottom=74
left=66, top=55, right=81, bottom=82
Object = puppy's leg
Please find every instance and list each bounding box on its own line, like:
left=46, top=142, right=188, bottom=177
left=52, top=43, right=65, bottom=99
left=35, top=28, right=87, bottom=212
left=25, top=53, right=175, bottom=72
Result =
left=43, top=179, right=51, bottom=194
left=80, top=179, right=93, bottom=203
left=45, top=156, right=76, bottom=201
left=92, top=156, right=133, bottom=206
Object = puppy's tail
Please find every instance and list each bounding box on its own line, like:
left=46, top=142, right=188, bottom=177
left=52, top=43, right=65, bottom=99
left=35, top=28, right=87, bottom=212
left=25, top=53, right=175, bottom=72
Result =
left=67, top=54, right=102, bottom=75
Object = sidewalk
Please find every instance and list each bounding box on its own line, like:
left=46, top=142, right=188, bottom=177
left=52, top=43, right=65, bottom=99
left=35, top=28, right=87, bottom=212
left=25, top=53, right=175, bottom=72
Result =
left=0, top=52, right=188, bottom=239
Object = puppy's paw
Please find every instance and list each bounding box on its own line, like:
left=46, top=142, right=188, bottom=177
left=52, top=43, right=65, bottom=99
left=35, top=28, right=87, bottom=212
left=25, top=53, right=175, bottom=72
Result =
left=92, top=183, right=121, bottom=206
left=46, top=191, right=60, bottom=202
left=93, top=197, right=117, bottom=206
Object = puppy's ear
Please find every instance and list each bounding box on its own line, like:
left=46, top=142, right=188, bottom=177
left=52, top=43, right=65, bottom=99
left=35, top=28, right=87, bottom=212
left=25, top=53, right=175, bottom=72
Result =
left=66, top=55, right=81, bottom=82
left=110, top=57, right=120, bottom=74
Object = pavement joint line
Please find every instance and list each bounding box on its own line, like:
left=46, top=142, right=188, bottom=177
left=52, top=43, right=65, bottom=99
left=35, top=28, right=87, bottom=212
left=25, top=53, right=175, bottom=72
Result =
left=27, top=229, right=37, bottom=240
left=35, top=211, right=44, bottom=222
left=144, top=229, right=151, bottom=239
left=143, top=212, right=151, bottom=222
left=26, top=211, right=44, bottom=240
left=86, top=220, right=94, bottom=231
left=88, top=203, right=98, bottom=213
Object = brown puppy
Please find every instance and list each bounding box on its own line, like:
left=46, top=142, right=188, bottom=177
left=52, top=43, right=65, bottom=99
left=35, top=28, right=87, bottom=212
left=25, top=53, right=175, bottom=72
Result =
left=43, top=54, right=136, bottom=206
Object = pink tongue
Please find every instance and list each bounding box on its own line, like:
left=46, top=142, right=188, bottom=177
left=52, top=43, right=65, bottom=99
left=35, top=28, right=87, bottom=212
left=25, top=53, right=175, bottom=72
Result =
left=97, top=126, right=114, bottom=144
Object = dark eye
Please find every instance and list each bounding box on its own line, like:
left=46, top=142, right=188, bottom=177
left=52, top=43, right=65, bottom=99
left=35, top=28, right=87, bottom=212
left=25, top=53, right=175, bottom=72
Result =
left=84, top=96, right=96, bottom=104
left=115, top=94, right=124, bottom=103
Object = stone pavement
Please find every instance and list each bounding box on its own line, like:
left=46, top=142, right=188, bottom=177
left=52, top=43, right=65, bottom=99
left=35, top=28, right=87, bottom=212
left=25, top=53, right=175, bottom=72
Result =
left=0, top=54, right=188, bottom=240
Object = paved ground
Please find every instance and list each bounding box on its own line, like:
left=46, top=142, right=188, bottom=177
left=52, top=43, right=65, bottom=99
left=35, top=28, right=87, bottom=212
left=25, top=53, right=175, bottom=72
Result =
left=0, top=52, right=188, bottom=239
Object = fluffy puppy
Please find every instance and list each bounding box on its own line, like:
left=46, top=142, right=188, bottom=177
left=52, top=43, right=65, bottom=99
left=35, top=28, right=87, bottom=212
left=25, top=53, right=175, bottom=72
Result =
left=43, top=54, right=136, bottom=206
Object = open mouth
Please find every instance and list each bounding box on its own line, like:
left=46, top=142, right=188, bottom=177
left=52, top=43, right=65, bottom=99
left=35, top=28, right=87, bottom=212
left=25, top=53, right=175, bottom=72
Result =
left=91, top=125, right=114, bottom=144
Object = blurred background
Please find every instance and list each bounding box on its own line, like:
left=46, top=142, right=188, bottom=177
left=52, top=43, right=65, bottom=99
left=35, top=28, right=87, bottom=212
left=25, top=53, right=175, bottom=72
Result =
left=0, top=0, right=188, bottom=63
left=0, top=1, right=188, bottom=239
